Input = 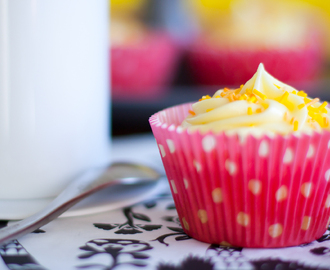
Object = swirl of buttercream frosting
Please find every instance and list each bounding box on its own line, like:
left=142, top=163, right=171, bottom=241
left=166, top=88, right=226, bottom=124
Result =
left=182, top=63, right=330, bottom=135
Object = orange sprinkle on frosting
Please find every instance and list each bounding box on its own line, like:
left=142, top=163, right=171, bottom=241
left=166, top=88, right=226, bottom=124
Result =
left=306, top=98, right=319, bottom=107
left=188, top=110, right=195, bottom=116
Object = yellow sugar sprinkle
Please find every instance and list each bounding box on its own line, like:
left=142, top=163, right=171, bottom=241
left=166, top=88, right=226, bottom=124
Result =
left=253, top=89, right=267, bottom=100
left=239, top=94, right=248, bottom=100
left=199, top=95, right=211, bottom=101
left=304, top=97, right=312, bottom=104
left=308, top=106, right=317, bottom=113
left=247, top=107, right=253, bottom=115
left=298, top=103, right=305, bottom=110
left=293, top=120, right=299, bottom=131
left=324, top=117, right=329, bottom=127
left=234, top=88, right=241, bottom=94
left=206, top=108, right=214, bottom=112
left=274, top=84, right=281, bottom=89
left=189, top=110, right=195, bottom=116
left=240, top=84, right=244, bottom=89
left=223, top=87, right=230, bottom=92
left=246, top=89, right=252, bottom=95
left=292, top=90, right=297, bottom=94
left=215, top=95, right=220, bottom=98
left=297, top=91, right=308, bottom=97
left=314, top=114, right=323, bottom=127
left=322, top=108, right=328, bottom=113
left=220, top=92, right=226, bottom=97
left=319, top=101, right=328, bottom=111
left=256, top=108, right=262, bottom=113
left=248, top=95, right=257, bottom=103
left=279, top=91, right=289, bottom=102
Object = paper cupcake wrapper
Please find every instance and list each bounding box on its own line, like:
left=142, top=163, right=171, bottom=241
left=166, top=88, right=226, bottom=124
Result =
left=187, top=37, right=322, bottom=86
left=111, top=33, right=179, bottom=100
left=149, top=103, right=330, bottom=248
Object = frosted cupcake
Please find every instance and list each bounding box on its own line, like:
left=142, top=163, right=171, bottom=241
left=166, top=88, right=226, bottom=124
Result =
left=185, top=0, right=325, bottom=87
left=149, top=63, right=330, bottom=248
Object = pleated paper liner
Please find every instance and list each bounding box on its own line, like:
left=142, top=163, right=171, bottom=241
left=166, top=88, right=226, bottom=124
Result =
left=111, top=33, right=179, bottom=100
left=186, top=35, right=323, bottom=87
left=149, top=103, right=330, bottom=248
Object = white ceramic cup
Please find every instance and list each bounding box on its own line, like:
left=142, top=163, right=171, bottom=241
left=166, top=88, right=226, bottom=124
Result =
left=0, top=0, right=111, bottom=219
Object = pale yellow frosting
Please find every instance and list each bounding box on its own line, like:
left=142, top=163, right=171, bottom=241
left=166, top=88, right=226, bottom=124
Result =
left=182, top=63, right=330, bottom=135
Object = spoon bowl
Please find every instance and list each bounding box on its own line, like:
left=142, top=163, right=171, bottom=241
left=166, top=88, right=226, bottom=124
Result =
left=0, top=162, right=161, bottom=246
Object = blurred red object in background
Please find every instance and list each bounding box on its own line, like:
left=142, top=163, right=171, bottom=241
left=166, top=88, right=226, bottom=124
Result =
left=187, top=32, right=323, bottom=87
left=111, top=32, right=179, bottom=101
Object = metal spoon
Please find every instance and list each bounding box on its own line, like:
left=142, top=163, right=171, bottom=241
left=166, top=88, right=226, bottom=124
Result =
left=0, top=162, right=161, bottom=246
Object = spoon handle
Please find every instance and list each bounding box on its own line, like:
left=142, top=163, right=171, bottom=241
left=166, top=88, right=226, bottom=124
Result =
left=0, top=162, right=160, bottom=246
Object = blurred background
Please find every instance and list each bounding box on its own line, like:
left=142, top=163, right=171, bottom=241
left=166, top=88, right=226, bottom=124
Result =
left=110, top=0, right=330, bottom=136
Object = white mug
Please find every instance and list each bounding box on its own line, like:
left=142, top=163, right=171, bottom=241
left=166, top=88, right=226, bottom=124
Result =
left=0, top=0, right=111, bottom=219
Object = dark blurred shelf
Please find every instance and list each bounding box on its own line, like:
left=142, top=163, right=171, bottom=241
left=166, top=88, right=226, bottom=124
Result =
left=112, top=81, right=330, bottom=136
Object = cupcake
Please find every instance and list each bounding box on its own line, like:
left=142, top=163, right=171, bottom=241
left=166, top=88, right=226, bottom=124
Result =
left=149, top=63, right=330, bottom=248
left=111, top=18, right=179, bottom=101
left=185, top=0, right=325, bottom=87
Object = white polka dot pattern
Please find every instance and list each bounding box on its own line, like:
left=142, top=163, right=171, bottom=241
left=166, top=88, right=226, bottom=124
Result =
left=306, top=145, right=314, bottom=158
left=166, top=139, right=175, bottom=153
left=275, top=186, right=288, bottom=202
left=182, top=217, right=189, bottom=230
left=170, top=180, right=177, bottom=194
left=237, top=212, right=249, bottom=227
left=198, top=209, right=208, bottom=223
left=219, top=241, right=232, bottom=247
left=325, top=194, right=330, bottom=208
left=193, top=160, right=202, bottom=172
left=301, top=216, right=311, bottom=230
left=258, top=140, right=269, bottom=157
left=168, top=125, right=175, bottom=131
left=225, top=159, right=237, bottom=176
left=248, top=179, right=262, bottom=195
left=301, top=182, right=313, bottom=198
left=268, top=224, right=283, bottom=238
left=202, top=135, right=216, bottom=152
left=212, top=188, right=223, bottom=203
left=283, top=148, right=293, bottom=163
left=325, top=169, right=330, bottom=182
left=184, top=179, right=189, bottom=189
left=176, top=126, right=184, bottom=133
left=158, top=144, right=166, bottom=157
left=327, top=217, right=330, bottom=229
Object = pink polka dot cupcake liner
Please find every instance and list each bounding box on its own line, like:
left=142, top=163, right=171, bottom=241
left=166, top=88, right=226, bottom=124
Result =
left=111, top=33, right=179, bottom=100
left=149, top=103, right=330, bottom=248
left=186, top=36, right=322, bottom=87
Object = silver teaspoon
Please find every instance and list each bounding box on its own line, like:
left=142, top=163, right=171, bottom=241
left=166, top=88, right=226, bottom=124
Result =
left=0, top=162, right=161, bottom=246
